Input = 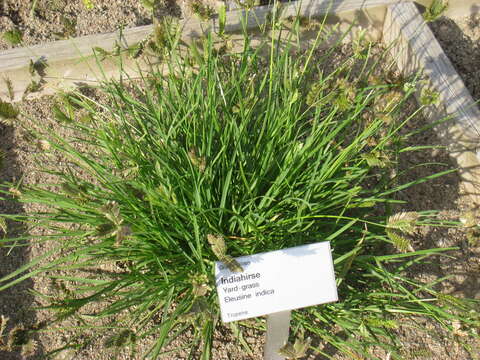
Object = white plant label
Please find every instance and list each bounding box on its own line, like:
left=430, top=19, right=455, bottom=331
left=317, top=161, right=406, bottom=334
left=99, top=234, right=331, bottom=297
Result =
left=215, top=241, right=338, bottom=322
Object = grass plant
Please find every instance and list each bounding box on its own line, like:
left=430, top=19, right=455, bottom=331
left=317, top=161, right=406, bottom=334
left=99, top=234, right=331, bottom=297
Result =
left=0, top=13, right=478, bottom=359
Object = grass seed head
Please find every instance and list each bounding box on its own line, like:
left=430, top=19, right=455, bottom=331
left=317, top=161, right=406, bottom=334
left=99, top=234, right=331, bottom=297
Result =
left=3, top=77, right=14, bottom=101
left=95, top=222, right=116, bottom=237
left=334, top=77, right=356, bottom=110
left=157, top=184, right=177, bottom=204
left=36, top=139, right=51, bottom=152
left=6, top=325, right=29, bottom=351
left=8, top=187, right=21, bottom=198
left=179, top=297, right=213, bottom=324
left=0, top=149, right=5, bottom=170
left=219, top=255, right=243, bottom=272
left=104, top=329, right=136, bottom=348
left=279, top=333, right=311, bottom=359
left=386, top=212, right=419, bottom=252
left=460, top=211, right=477, bottom=228
left=101, top=201, right=122, bottom=225
left=207, top=234, right=227, bottom=258
left=378, top=113, right=393, bottom=125
left=306, top=81, right=330, bottom=107
left=188, top=148, right=206, bottom=172
left=207, top=234, right=243, bottom=272
left=373, top=89, right=403, bottom=113
left=466, top=228, right=480, bottom=247
left=366, top=317, right=398, bottom=329
left=189, top=0, right=215, bottom=20
left=115, top=225, right=132, bottom=245
left=0, top=217, right=7, bottom=236
left=20, top=339, right=37, bottom=357
left=0, top=315, right=8, bottom=341
left=23, top=79, right=44, bottom=98
left=361, top=151, right=390, bottom=168
left=191, top=274, right=211, bottom=297
left=368, top=74, right=383, bottom=86
left=452, top=320, right=469, bottom=337
left=235, top=0, right=259, bottom=10
left=419, top=85, right=440, bottom=106
left=121, top=165, right=139, bottom=179
left=387, top=212, right=419, bottom=235
left=0, top=101, right=19, bottom=124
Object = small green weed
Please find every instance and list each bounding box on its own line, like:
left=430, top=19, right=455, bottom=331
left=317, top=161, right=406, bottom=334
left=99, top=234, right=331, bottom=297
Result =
left=81, top=0, right=95, bottom=10
left=2, top=28, right=23, bottom=46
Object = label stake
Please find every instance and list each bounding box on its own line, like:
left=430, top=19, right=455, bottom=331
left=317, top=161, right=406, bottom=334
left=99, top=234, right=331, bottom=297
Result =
left=264, top=310, right=291, bottom=360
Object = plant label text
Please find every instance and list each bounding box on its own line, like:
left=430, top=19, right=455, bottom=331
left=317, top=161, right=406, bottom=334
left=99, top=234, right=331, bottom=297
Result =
left=215, top=241, right=338, bottom=322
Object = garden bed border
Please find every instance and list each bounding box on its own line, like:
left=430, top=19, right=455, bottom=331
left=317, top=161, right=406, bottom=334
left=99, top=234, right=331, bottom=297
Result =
left=385, top=2, right=480, bottom=203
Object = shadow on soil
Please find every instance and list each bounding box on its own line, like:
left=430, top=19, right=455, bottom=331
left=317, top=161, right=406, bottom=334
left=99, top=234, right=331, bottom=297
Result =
left=429, top=14, right=480, bottom=101
left=396, top=111, right=480, bottom=301
left=413, top=13, right=480, bottom=300
left=0, top=124, right=44, bottom=359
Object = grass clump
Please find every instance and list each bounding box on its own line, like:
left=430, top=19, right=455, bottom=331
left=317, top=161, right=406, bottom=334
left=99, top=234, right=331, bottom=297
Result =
left=0, top=16, right=479, bottom=359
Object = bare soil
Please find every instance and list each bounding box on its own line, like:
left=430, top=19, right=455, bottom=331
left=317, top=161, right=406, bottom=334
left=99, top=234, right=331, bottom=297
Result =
left=0, top=0, right=151, bottom=50
left=1, top=3, right=480, bottom=360
left=430, top=13, right=480, bottom=102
